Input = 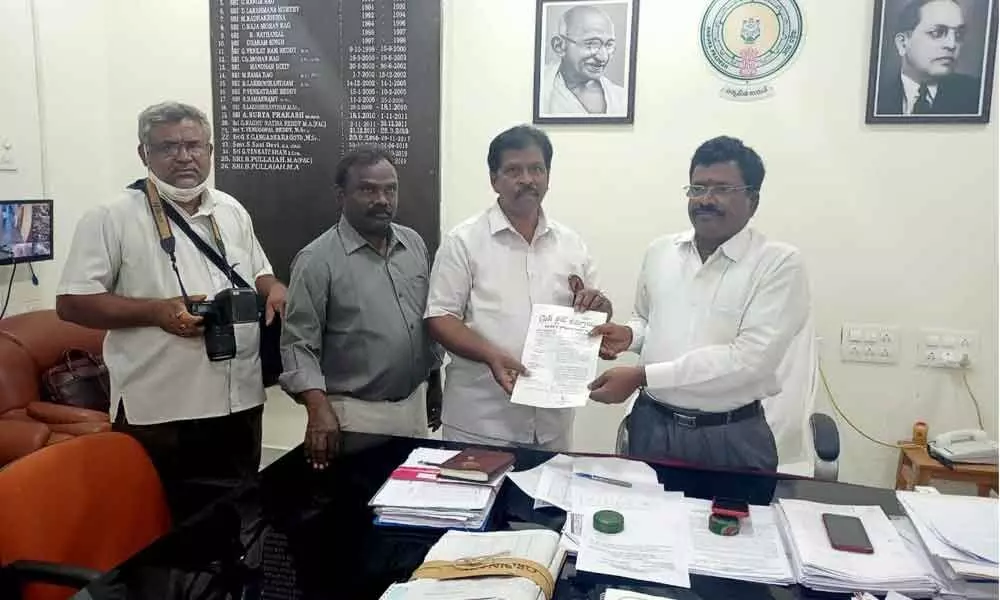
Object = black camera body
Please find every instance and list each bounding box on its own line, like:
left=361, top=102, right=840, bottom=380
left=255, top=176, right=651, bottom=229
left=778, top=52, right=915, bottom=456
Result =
left=187, top=288, right=260, bottom=361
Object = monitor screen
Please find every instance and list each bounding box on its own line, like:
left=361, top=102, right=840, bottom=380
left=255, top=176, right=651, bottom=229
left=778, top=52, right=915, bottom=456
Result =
left=0, top=200, right=53, bottom=265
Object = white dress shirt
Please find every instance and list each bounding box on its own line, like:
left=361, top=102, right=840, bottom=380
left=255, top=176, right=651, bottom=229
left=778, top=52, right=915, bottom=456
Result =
left=627, top=227, right=810, bottom=412
left=540, top=63, right=629, bottom=117
left=57, top=185, right=273, bottom=425
left=901, top=73, right=938, bottom=115
left=425, top=203, right=599, bottom=447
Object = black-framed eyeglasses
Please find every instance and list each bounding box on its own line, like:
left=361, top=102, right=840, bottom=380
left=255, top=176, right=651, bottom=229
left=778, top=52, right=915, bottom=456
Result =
left=683, top=184, right=753, bottom=199
left=560, top=35, right=616, bottom=53
left=150, top=141, right=211, bottom=159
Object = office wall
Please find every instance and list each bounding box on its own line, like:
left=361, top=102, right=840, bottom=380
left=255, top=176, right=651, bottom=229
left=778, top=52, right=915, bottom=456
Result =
left=3, top=0, right=997, bottom=488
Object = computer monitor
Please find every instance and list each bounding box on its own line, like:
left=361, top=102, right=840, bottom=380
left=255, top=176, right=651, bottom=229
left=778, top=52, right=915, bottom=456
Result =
left=0, top=199, right=53, bottom=265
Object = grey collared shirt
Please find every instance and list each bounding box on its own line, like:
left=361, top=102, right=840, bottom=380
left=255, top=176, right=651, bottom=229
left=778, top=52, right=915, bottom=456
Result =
left=279, top=217, right=439, bottom=401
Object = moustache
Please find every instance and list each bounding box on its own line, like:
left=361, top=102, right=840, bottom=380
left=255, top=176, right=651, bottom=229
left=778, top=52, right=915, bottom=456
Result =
left=517, top=186, right=539, bottom=196
left=366, top=208, right=392, bottom=218
left=691, top=205, right=724, bottom=217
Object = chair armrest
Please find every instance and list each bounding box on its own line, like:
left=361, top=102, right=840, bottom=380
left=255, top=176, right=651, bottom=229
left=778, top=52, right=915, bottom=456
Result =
left=4, top=559, right=103, bottom=589
left=25, top=402, right=109, bottom=425
left=810, top=413, right=840, bottom=462
left=0, top=420, right=50, bottom=464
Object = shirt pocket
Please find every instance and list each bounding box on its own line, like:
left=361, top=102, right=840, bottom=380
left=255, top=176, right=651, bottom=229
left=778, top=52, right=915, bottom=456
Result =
left=700, top=305, right=744, bottom=346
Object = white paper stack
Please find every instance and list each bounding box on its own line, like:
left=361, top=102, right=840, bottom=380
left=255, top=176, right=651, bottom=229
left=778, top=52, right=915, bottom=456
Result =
left=776, top=499, right=938, bottom=596
left=897, top=491, right=999, bottom=599
left=369, top=448, right=506, bottom=529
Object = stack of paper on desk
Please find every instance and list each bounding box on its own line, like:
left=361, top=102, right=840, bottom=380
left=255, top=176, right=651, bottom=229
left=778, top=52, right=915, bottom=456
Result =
left=378, top=529, right=567, bottom=600
left=776, top=499, right=938, bottom=596
left=370, top=448, right=508, bottom=530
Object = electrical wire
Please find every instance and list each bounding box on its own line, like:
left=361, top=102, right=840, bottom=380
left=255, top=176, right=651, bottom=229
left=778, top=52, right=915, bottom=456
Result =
left=0, top=264, right=16, bottom=320
left=818, top=361, right=906, bottom=450
left=961, top=370, right=986, bottom=431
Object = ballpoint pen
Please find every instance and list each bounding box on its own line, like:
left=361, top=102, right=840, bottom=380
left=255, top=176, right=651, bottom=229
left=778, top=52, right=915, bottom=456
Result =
left=574, top=472, right=633, bottom=488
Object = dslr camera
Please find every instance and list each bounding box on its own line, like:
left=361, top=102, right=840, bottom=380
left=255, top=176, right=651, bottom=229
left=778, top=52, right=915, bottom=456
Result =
left=187, top=288, right=260, bottom=361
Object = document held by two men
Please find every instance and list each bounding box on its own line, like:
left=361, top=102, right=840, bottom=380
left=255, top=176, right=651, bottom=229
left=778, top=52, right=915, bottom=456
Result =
left=510, top=304, right=608, bottom=409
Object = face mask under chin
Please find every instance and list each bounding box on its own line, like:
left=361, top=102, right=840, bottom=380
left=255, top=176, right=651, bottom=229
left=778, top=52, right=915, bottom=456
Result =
left=148, top=169, right=207, bottom=204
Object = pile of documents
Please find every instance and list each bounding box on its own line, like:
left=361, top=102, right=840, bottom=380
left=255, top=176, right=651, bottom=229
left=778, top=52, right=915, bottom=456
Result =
left=378, top=529, right=567, bottom=600
left=369, top=448, right=508, bottom=530
left=897, top=491, right=998, bottom=599
left=777, top=498, right=939, bottom=596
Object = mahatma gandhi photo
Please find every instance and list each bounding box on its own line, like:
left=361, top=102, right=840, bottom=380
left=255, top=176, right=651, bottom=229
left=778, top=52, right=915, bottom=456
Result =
left=866, top=0, right=998, bottom=123
left=533, top=0, right=640, bottom=124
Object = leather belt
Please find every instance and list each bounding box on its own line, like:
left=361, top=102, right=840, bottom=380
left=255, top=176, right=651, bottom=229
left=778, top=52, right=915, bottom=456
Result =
left=641, top=391, right=762, bottom=428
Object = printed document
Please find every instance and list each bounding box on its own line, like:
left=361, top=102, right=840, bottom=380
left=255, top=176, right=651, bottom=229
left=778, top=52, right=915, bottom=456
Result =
left=511, top=304, right=606, bottom=408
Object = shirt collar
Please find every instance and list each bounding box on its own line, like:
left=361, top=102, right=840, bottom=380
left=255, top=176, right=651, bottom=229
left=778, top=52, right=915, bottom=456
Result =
left=487, top=201, right=551, bottom=240
left=901, top=73, right=938, bottom=102
left=338, top=214, right=405, bottom=255
left=676, top=226, right=753, bottom=262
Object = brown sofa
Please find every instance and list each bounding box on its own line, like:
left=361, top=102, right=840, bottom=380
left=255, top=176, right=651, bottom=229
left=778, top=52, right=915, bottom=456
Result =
left=0, top=310, right=111, bottom=465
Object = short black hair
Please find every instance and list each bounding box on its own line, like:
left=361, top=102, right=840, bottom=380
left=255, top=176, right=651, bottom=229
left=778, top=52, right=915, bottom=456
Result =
left=689, top=136, right=766, bottom=193
left=334, top=146, right=395, bottom=189
left=487, top=125, right=553, bottom=174
left=894, top=0, right=958, bottom=35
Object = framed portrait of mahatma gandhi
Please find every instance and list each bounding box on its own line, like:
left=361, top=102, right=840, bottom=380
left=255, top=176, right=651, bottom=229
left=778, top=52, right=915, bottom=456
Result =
left=866, top=0, right=998, bottom=124
left=533, top=0, right=640, bottom=124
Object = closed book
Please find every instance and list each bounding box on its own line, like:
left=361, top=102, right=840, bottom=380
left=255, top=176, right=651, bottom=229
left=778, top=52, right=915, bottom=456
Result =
left=438, top=448, right=515, bottom=483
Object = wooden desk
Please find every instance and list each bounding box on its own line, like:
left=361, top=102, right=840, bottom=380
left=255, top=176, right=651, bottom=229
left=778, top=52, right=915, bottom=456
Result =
left=895, top=442, right=999, bottom=497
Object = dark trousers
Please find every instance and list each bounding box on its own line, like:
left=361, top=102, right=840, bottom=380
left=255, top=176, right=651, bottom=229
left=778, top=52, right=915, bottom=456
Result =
left=627, top=391, right=778, bottom=504
left=113, top=402, right=263, bottom=523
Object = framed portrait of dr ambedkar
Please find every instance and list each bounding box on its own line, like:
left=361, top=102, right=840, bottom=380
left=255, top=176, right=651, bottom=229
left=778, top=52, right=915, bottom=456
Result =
left=866, top=0, right=998, bottom=124
left=533, top=0, right=641, bottom=124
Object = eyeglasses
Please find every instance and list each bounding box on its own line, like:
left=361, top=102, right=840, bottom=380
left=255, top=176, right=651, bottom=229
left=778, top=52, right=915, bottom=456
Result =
left=683, top=184, right=753, bottom=199
left=149, top=141, right=211, bottom=159
left=560, top=35, right=616, bottom=53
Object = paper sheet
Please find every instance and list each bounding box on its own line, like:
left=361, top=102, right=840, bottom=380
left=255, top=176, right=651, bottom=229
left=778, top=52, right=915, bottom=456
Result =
left=511, top=304, right=606, bottom=408
left=576, top=504, right=692, bottom=589
left=535, top=463, right=574, bottom=511
left=604, top=591, right=676, bottom=600
left=370, top=479, right=492, bottom=510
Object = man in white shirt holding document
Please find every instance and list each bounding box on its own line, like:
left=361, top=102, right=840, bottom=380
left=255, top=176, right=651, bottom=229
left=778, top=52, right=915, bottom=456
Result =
left=589, top=136, right=810, bottom=476
left=426, top=125, right=611, bottom=451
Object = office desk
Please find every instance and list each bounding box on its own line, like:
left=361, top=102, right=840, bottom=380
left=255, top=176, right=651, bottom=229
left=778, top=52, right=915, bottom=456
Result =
left=895, top=441, right=999, bottom=497
left=74, top=433, right=902, bottom=600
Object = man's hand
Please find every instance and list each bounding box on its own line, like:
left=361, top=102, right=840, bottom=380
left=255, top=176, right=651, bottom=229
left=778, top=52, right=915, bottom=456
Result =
left=303, top=393, right=340, bottom=470
left=264, top=282, right=288, bottom=325
left=568, top=275, right=611, bottom=314
left=590, top=322, right=634, bottom=360
left=487, top=352, right=528, bottom=395
left=589, top=366, right=645, bottom=404
left=155, top=295, right=205, bottom=338
left=426, top=371, right=443, bottom=432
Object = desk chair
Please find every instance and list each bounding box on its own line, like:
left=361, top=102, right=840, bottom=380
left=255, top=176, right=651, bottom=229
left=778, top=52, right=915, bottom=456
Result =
left=0, top=432, right=171, bottom=600
left=614, top=313, right=842, bottom=481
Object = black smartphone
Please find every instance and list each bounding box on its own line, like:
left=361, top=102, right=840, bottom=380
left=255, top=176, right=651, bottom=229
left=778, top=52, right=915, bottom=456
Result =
left=821, top=513, right=874, bottom=554
left=711, top=497, right=750, bottom=518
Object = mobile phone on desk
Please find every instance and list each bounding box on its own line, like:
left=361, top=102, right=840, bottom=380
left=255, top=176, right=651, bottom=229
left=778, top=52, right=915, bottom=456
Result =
left=822, top=513, right=874, bottom=554
left=711, top=497, right=750, bottom=518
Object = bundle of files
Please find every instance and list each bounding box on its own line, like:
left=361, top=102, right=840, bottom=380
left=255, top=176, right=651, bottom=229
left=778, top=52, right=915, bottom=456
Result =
left=368, top=447, right=513, bottom=530
left=777, top=498, right=939, bottom=596
left=378, top=529, right=568, bottom=600
left=897, top=490, right=998, bottom=599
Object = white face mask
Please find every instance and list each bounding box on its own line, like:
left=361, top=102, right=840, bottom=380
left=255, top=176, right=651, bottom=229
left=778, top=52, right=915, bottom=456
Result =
left=145, top=153, right=208, bottom=205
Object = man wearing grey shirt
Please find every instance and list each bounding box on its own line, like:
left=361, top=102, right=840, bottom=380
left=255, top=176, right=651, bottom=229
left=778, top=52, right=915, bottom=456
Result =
left=280, top=147, right=441, bottom=469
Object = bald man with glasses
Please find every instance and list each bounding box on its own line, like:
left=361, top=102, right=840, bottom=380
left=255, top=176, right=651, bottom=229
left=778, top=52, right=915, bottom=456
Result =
left=540, top=5, right=628, bottom=116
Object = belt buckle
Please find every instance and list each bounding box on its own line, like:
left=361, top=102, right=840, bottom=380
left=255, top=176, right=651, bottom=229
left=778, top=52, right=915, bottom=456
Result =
left=674, top=413, right=697, bottom=429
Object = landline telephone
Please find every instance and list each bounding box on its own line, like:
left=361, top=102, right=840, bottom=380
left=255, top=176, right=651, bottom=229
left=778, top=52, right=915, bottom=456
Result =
left=928, top=429, right=999, bottom=465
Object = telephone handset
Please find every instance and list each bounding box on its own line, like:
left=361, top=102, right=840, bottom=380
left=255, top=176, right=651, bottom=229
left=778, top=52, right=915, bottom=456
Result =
left=928, top=429, right=998, bottom=465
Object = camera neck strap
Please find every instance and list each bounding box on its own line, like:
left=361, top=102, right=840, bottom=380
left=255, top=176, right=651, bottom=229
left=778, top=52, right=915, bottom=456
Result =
left=140, top=179, right=251, bottom=295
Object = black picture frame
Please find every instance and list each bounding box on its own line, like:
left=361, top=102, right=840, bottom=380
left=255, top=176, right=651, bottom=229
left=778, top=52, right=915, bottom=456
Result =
left=532, top=0, right=640, bottom=124
left=865, top=0, right=998, bottom=124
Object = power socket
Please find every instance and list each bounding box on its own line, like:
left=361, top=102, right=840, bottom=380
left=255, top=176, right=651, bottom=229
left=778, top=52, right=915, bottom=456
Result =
left=917, top=328, right=978, bottom=369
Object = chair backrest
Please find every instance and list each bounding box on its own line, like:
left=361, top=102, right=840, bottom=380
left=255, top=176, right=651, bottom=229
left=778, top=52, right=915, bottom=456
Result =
left=0, top=432, right=171, bottom=600
left=762, top=310, right=819, bottom=470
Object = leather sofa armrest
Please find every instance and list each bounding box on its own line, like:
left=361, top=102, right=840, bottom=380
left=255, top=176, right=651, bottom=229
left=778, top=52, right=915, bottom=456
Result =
left=0, top=420, right=50, bottom=464
left=3, top=559, right=103, bottom=589
left=47, top=421, right=112, bottom=436
left=25, top=402, right=109, bottom=425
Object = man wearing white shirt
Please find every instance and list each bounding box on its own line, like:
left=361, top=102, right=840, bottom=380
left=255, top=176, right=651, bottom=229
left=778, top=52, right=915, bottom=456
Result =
left=57, top=101, right=286, bottom=518
left=589, top=136, right=809, bottom=473
left=426, top=125, right=610, bottom=450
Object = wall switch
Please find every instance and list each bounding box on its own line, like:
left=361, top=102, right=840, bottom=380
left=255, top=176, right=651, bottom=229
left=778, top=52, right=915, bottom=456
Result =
left=840, top=323, right=901, bottom=364
left=0, top=138, right=16, bottom=172
left=917, top=328, right=978, bottom=368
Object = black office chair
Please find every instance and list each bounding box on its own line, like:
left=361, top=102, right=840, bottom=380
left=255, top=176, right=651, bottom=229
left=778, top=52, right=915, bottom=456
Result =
left=614, top=411, right=841, bottom=481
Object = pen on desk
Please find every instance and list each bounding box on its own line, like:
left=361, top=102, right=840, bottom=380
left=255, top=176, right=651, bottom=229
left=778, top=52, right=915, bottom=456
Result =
left=574, top=472, right=633, bottom=488
left=418, top=460, right=442, bottom=467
